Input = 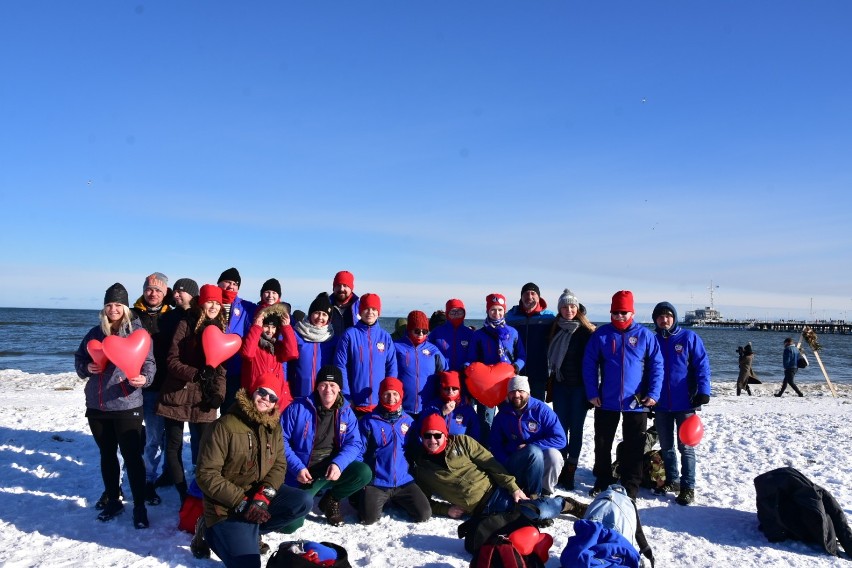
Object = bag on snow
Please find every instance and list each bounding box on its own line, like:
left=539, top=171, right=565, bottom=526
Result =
left=459, top=510, right=547, bottom=568
left=471, top=534, right=545, bottom=568
left=583, top=484, right=654, bottom=567
left=266, top=540, right=351, bottom=568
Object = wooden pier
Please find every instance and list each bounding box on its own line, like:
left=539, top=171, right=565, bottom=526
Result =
left=684, top=320, right=852, bottom=334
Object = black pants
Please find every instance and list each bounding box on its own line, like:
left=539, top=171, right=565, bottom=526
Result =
left=359, top=482, right=432, bottom=525
left=778, top=368, right=803, bottom=396
left=164, top=418, right=211, bottom=489
left=88, top=415, right=145, bottom=504
left=592, top=409, right=647, bottom=498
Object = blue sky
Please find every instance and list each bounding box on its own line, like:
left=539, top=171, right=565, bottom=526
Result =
left=2, top=1, right=850, bottom=321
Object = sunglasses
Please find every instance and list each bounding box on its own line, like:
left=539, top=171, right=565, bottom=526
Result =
left=423, top=432, right=444, bottom=440
left=411, top=329, right=428, bottom=336
left=256, top=387, right=279, bottom=403
left=611, top=311, right=630, bottom=316
left=442, top=386, right=460, bottom=391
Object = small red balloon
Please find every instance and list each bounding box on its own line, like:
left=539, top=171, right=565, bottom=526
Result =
left=86, top=339, right=109, bottom=369
left=464, top=361, right=515, bottom=408
left=102, top=329, right=151, bottom=378
left=201, top=325, right=242, bottom=368
left=679, top=413, right=705, bottom=447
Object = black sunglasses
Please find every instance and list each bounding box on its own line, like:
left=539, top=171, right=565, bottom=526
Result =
left=611, top=311, right=630, bottom=316
left=423, top=432, right=444, bottom=440
left=412, top=329, right=429, bottom=335
left=256, top=387, right=279, bottom=403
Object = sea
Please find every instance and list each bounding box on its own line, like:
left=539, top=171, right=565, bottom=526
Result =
left=1, top=307, right=850, bottom=385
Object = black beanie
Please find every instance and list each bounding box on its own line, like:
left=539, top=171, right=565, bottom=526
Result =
left=521, top=282, right=541, bottom=297
left=261, top=278, right=282, bottom=297
left=172, top=278, right=199, bottom=298
left=103, top=283, right=129, bottom=307
left=218, top=267, right=241, bottom=286
left=308, top=292, right=333, bottom=316
left=315, top=364, right=343, bottom=389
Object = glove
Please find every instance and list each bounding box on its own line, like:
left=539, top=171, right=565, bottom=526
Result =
left=237, top=484, right=276, bottom=524
left=691, top=393, right=710, bottom=407
left=198, top=365, right=215, bottom=382
left=198, top=367, right=223, bottom=409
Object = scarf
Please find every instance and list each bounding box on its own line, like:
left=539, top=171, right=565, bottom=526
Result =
left=258, top=334, right=275, bottom=355
left=483, top=316, right=511, bottom=342
left=547, top=318, right=580, bottom=381
left=294, top=319, right=334, bottom=343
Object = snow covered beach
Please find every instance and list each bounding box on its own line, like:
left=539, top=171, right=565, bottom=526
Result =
left=1, top=369, right=850, bottom=567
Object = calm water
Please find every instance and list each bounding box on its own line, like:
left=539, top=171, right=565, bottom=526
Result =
left=1, top=307, right=850, bottom=384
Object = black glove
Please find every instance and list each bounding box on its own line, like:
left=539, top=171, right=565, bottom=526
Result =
left=198, top=366, right=223, bottom=409
left=691, top=393, right=710, bottom=407
left=237, top=484, right=276, bottom=524
left=198, top=365, right=215, bottom=382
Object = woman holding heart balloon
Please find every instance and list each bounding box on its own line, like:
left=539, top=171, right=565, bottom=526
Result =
left=158, top=283, right=228, bottom=505
left=74, top=282, right=155, bottom=529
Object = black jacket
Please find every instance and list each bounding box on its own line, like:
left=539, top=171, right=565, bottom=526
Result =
left=754, top=467, right=852, bottom=558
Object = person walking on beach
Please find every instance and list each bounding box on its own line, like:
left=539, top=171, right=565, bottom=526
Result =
left=74, top=283, right=155, bottom=528
left=651, top=301, right=711, bottom=506
left=506, top=282, right=556, bottom=400
left=776, top=337, right=804, bottom=397
left=583, top=290, right=664, bottom=499
left=736, top=343, right=757, bottom=396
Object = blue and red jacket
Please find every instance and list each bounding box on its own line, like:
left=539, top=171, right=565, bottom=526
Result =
left=359, top=409, right=416, bottom=488
left=224, top=295, right=257, bottom=378
left=489, top=397, right=566, bottom=466
left=467, top=325, right=526, bottom=368
left=288, top=330, right=338, bottom=398
left=393, top=337, right=447, bottom=415
left=653, top=303, right=711, bottom=412
left=429, top=321, right=475, bottom=372
left=334, top=321, right=398, bottom=412
left=420, top=403, right=481, bottom=441
left=583, top=321, right=663, bottom=412
left=279, top=394, right=363, bottom=487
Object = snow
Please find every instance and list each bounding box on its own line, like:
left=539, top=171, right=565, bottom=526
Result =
left=1, top=369, right=851, bottom=567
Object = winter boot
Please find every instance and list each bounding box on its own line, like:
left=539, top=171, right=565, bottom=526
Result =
left=191, top=516, right=211, bottom=559
left=133, top=505, right=149, bottom=529
left=559, top=462, right=578, bottom=490
left=95, top=488, right=124, bottom=510
left=145, top=482, right=161, bottom=506
left=676, top=488, right=695, bottom=506
left=561, top=496, right=588, bottom=518
left=97, top=499, right=125, bottom=522
left=259, top=537, right=270, bottom=554
left=319, top=492, right=345, bottom=526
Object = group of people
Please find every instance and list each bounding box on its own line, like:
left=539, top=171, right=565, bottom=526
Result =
left=736, top=338, right=806, bottom=397
left=75, top=268, right=713, bottom=567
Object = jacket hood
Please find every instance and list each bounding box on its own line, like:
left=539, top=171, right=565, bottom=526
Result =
left=652, top=301, right=679, bottom=337
left=231, top=388, right=281, bottom=429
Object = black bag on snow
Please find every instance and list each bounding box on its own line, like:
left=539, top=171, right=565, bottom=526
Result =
left=266, top=540, right=352, bottom=568
left=459, top=510, right=546, bottom=568
left=471, top=535, right=544, bottom=568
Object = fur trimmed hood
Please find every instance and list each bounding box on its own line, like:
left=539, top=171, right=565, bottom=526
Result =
left=232, top=388, right=281, bottom=428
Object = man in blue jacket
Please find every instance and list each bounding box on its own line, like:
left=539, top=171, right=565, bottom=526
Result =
left=583, top=290, right=664, bottom=499
left=217, top=267, right=257, bottom=411
left=777, top=337, right=804, bottom=397
left=652, top=301, right=711, bottom=506
left=489, top=375, right=567, bottom=497
left=279, top=365, right=372, bottom=527
left=506, top=282, right=556, bottom=400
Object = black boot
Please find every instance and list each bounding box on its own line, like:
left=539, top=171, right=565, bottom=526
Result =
left=133, top=505, right=149, bottom=529
left=561, top=496, right=588, bottom=518
left=145, top=482, right=161, bottom=506
left=190, top=517, right=211, bottom=559
left=97, top=499, right=124, bottom=522
left=559, top=462, right=578, bottom=490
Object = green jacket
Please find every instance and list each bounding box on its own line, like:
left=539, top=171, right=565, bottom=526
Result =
left=413, top=434, right=520, bottom=517
left=196, top=389, right=285, bottom=527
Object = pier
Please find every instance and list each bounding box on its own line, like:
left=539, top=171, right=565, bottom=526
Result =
left=684, top=320, right=852, bottom=334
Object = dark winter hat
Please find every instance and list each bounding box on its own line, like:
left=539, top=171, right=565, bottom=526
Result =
left=143, top=272, right=169, bottom=294
left=430, top=310, right=447, bottom=330
left=360, top=293, right=381, bottom=315
left=308, top=292, right=333, bottom=316
left=217, top=267, right=241, bottom=287
left=333, top=270, right=355, bottom=290
left=103, top=283, right=129, bottom=307
left=172, top=278, right=200, bottom=298
left=610, top=290, right=635, bottom=313
left=743, top=343, right=754, bottom=356
left=261, top=278, right=281, bottom=297
left=315, top=364, right=343, bottom=389
left=652, top=301, right=677, bottom=321
left=521, top=282, right=541, bottom=297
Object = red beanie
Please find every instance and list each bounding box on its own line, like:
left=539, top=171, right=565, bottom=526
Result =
left=407, top=310, right=429, bottom=344
left=610, top=290, right=635, bottom=313
left=199, top=284, right=223, bottom=305
left=379, top=377, right=404, bottom=412
left=253, top=372, right=280, bottom=397
left=333, top=270, right=355, bottom=290
left=420, top=412, right=449, bottom=454
left=446, top=298, right=465, bottom=313
left=360, top=293, right=381, bottom=315
left=486, top=293, right=507, bottom=312
left=438, top=371, right=462, bottom=402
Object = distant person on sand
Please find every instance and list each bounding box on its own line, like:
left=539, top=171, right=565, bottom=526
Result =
left=776, top=338, right=804, bottom=397
left=736, top=343, right=758, bottom=396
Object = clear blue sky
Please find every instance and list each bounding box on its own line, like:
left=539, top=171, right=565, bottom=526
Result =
left=2, top=1, right=850, bottom=321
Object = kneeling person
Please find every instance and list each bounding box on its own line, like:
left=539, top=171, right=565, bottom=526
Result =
left=358, top=377, right=431, bottom=524
left=194, top=380, right=313, bottom=566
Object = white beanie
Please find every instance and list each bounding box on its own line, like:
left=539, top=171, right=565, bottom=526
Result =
left=508, top=375, right=530, bottom=393
left=558, top=289, right=579, bottom=309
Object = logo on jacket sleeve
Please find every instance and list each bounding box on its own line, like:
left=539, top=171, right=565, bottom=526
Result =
left=377, top=342, right=385, bottom=352
left=421, top=348, right=431, bottom=356
left=628, top=336, right=639, bottom=348
left=339, top=423, right=348, bottom=433
left=675, top=344, right=684, bottom=354
left=527, top=421, right=539, bottom=433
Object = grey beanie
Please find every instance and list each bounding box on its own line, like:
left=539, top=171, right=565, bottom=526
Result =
left=558, top=289, right=580, bottom=309
left=172, top=278, right=200, bottom=298
left=507, top=375, right=530, bottom=393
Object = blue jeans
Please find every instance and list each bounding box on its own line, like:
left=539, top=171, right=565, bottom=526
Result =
left=551, top=383, right=589, bottom=462
left=505, top=444, right=562, bottom=496
left=142, top=390, right=166, bottom=482
left=483, top=487, right=564, bottom=520
left=207, top=484, right=313, bottom=568
left=656, top=410, right=696, bottom=489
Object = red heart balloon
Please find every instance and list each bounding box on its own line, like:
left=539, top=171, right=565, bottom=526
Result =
left=102, top=329, right=151, bottom=378
left=679, top=413, right=705, bottom=447
left=532, top=533, right=553, bottom=564
left=464, top=361, right=515, bottom=408
left=507, top=525, right=540, bottom=556
left=86, top=339, right=109, bottom=369
left=202, top=325, right=242, bottom=368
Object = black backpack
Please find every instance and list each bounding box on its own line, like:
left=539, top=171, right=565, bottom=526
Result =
left=266, top=540, right=351, bottom=568
left=459, top=511, right=546, bottom=568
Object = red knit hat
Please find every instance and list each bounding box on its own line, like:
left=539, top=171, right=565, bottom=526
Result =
left=253, top=372, right=280, bottom=397
left=407, top=310, right=429, bottom=332
left=610, top=290, right=635, bottom=313
left=199, top=284, right=223, bottom=305
left=420, top=412, right=449, bottom=454
left=446, top=298, right=465, bottom=313
left=380, top=377, right=404, bottom=397
left=360, top=293, right=381, bottom=315
left=486, top=293, right=507, bottom=312
left=333, top=270, right=355, bottom=290
left=438, top=371, right=462, bottom=402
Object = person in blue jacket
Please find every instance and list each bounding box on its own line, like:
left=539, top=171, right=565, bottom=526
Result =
left=505, top=282, right=556, bottom=400
left=777, top=337, right=804, bottom=397
left=489, top=375, right=567, bottom=497
left=217, top=267, right=257, bottom=412
left=279, top=365, right=372, bottom=528
left=583, top=290, right=664, bottom=499
left=334, top=293, right=397, bottom=415
left=429, top=298, right=475, bottom=374
left=651, top=301, right=711, bottom=506
left=329, top=270, right=360, bottom=337
left=468, top=293, right=526, bottom=440
left=420, top=370, right=481, bottom=441
left=357, top=377, right=431, bottom=524
left=289, top=292, right=338, bottom=398
left=393, top=310, right=447, bottom=417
